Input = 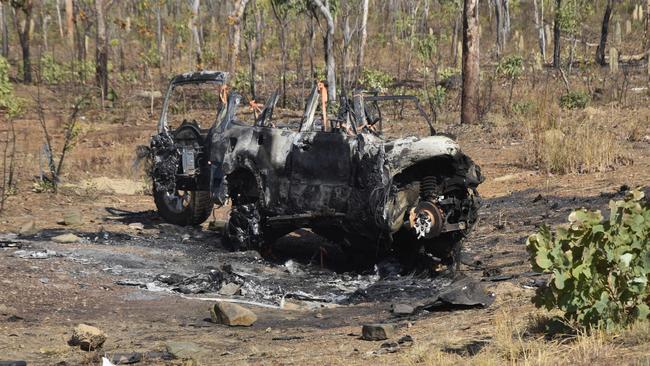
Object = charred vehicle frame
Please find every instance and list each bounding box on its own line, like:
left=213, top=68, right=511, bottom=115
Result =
left=149, top=71, right=483, bottom=267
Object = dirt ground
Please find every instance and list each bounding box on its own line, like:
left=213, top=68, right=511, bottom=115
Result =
left=1, top=83, right=650, bottom=365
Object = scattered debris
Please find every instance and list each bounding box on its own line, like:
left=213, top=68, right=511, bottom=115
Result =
left=62, top=210, right=83, bottom=226
left=207, top=220, right=226, bottom=232
left=165, top=341, right=201, bottom=359
left=108, top=352, right=142, bottom=364
left=210, top=302, right=257, bottom=326
left=68, top=324, right=106, bottom=351
left=271, top=335, right=304, bottom=341
left=128, top=222, right=145, bottom=230
left=397, top=335, right=414, bottom=346
left=52, top=233, right=82, bottom=243
left=362, top=324, right=396, bottom=341
left=12, top=249, right=58, bottom=259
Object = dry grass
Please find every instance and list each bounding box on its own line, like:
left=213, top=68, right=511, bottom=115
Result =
left=398, top=306, right=650, bottom=366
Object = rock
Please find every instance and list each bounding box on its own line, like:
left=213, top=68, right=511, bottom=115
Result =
left=52, top=233, right=81, bottom=243
left=218, top=283, right=241, bottom=296
left=392, top=303, right=415, bottom=316
left=63, top=210, right=83, bottom=226
left=128, top=222, right=144, bottom=230
left=361, top=324, right=396, bottom=341
left=18, top=220, right=38, bottom=236
left=210, top=302, right=257, bottom=326
left=69, top=324, right=106, bottom=351
left=0, top=304, right=18, bottom=316
left=165, top=341, right=200, bottom=359
left=109, top=352, right=142, bottom=364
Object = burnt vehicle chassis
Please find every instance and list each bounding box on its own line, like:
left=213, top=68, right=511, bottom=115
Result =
left=149, top=71, right=483, bottom=267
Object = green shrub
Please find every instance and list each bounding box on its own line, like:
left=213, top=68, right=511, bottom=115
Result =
left=360, top=68, right=393, bottom=93
left=496, top=55, right=524, bottom=80
left=40, top=53, right=67, bottom=84
left=512, top=100, right=536, bottom=116
left=527, top=190, right=650, bottom=330
left=0, top=56, right=24, bottom=117
left=560, top=91, right=590, bottom=109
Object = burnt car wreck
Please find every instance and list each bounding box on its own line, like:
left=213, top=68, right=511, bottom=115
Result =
left=148, top=71, right=483, bottom=268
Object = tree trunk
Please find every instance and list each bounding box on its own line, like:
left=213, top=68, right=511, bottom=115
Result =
left=55, top=0, right=63, bottom=39
left=356, top=0, right=368, bottom=82
left=341, top=5, right=351, bottom=96
left=95, top=0, right=108, bottom=98
left=533, top=0, right=546, bottom=61
left=1, top=3, right=8, bottom=58
left=310, top=0, right=336, bottom=101
left=65, top=0, right=74, bottom=48
left=228, top=0, right=250, bottom=76
left=494, top=0, right=505, bottom=57
left=553, top=0, right=562, bottom=68
left=244, top=0, right=262, bottom=100
left=461, top=0, right=479, bottom=124
left=190, top=0, right=202, bottom=70
left=13, top=2, right=33, bottom=83
left=451, top=11, right=461, bottom=67
left=270, top=0, right=288, bottom=107
left=596, top=0, right=614, bottom=65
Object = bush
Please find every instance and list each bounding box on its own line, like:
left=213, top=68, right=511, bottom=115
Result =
left=560, top=91, right=590, bottom=109
left=526, top=190, right=650, bottom=330
left=360, top=68, right=393, bottom=93
left=0, top=56, right=24, bottom=117
left=40, top=53, right=67, bottom=84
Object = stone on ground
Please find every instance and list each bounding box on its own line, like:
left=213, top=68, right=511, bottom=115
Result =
left=18, top=220, right=38, bottom=236
left=52, top=233, right=81, bottom=243
left=362, top=324, right=396, bottom=341
left=63, top=210, right=83, bottom=226
left=165, top=341, right=201, bottom=359
left=210, top=302, right=257, bottom=326
left=69, top=324, right=106, bottom=351
left=218, top=283, right=241, bottom=296
left=392, top=303, right=415, bottom=316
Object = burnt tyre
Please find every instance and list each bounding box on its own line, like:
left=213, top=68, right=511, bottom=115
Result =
left=153, top=189, right=213, bottom=226
left=224, top=204, right=265, bottom=251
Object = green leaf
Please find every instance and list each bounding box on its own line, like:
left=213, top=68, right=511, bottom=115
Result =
left=619, top=253, right=633, bottom=268
left=635, top=304, right=650, bottom=320
left=535, top=253, right=553, bottom=270
left=553, top=270, right=569, bottom=290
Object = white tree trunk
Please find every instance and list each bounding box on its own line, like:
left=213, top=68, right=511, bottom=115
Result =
left=310, top=0, right=336, bottom=101
left=190, top=0, right=202, bottom=69
left=356, top=0, right=368, bottom=80
left=228, top=0, right=250, bottom=75
left=533, top=0, right=546, bottom=61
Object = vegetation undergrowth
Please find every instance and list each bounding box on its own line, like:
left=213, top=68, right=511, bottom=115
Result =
left=527, top=189, right=649, bottom=331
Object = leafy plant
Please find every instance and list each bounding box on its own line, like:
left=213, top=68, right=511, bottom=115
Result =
left=40, top=53, right=68, bottom=85
left=527, top=190, right=650, bottom=330
left=496, top=55, right=524, bottom=80
left=496, top=55, right=524, bottom=109
left=0, top=56, right=24, bottom=117
left=360, top=68, right=392, bottom=93
left=560, top=91, right=590, bottom=109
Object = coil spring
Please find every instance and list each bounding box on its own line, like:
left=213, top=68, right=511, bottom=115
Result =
left=420, top=175, right=437, bottom=199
